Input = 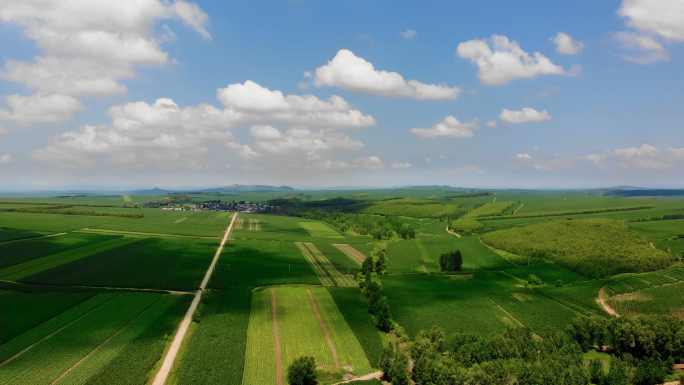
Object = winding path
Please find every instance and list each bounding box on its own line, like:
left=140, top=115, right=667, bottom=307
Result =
left=446, top=226, right=461, bottom=238
left=598, top=284, right=620, bottom=317
left=151, top=212, right=239, bottom=385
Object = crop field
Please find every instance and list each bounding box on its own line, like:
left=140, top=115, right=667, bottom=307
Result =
left=606, top=282, right=684, bottom=318
left=0, top=232, right=118, bottom=269
left=122, top=195, right=132, bottom=202
left=209, top=239, right=319, bottom=290
left=296, top=242, right=355, bottom=286
left=504, top=263, right=588, bottom=284
left=332, top=243, right=366, bottom=266
left=242, top=289, right=277, bottom=385
left=19, top=237, right=219, bottom=291
left=299, top=221, right=344, bottom=238
left=0, top=229, right=53, bottom=242
left=173, top=290, right=252, bottom=385
left=481, top=219, right=671, bottom=278
left=356, top=198, right=462, bottom=218
left=326, top=287, right=384, bottom=367
left=0, top=292, right=187, bottom=385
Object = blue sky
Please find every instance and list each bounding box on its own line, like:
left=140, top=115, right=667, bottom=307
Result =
left=0, top=0, right=682, bottom=189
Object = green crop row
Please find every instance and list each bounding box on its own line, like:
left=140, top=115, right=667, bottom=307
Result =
left=242, top=289, right=277, bottom=385
left=604, top=267, right=684, bottom=296
left=606, top=282, right=684, bottom=317
left=174, top=291, right=251, bottom=385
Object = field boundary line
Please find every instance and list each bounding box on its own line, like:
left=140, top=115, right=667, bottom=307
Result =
left=272, top=289, right=283, bottom=385
left=307, top=289, right=340, bottom=367
left=305, top=243, right=355, bottom=287
left=0, top=294, right=120, bottom=367
left=0, top=279, right=190, bottom=295
left=48, top=296, right=164, bottom=385
left=0, top=232, right=67, bottom=245
left=486, top=297, right=525, bottom=327
left=295, top=242, right=333, bottom=286
left=78, top=228, right=221, bottom=239
left=151, top=212, right=239, bottom=385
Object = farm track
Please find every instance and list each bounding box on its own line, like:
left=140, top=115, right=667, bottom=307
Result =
left=151, top=212, right=239, bottom=385
left=78, top=228, right=221, bottom=239
left=305, top=243, right=356, bottom=287
left=512, top=203, right=524, bottom=214
left=487, top=297, right=524, bottom=327
left=598, top=285, right=620, bottom=317
left=333, top=371, right=383, bottom=384
left=272, top=289, right=283, bottom=385
left=446, top=226, right=462, bottom=238
left=307, top=289, right=339, bottom=367
left=332, top=244, right=365, bottom=265
left=296, top=242, right=334, bottom=286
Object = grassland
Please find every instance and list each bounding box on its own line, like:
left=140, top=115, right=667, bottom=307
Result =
left=481, top=219, right=672, bottom=278
left=173, top=290, right=252, bottom=385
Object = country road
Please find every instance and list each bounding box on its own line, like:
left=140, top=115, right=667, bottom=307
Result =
left=151, top=212, right=239, bottom=385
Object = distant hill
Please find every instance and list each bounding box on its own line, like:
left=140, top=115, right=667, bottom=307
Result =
left=604, top=189, right=684, bottom=197
left=202, top=184, right=296, bottom=193
left=127, top=187, right=173, bottom=195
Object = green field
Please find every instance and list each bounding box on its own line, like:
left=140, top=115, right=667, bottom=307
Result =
left=299, top=221, right=345, bottom=238
left=606, top=282, right=684, bottom=318
left=173, top=290, right=252, bottom=385
left=19, top=237, right=218, bottom=291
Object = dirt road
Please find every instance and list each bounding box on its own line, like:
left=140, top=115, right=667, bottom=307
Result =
left=597, top=285, right=620, bottom=317
left=308, top=289, right=340, bottom=367
left=334, top=371, right=383, bottom=384
left=151, top=212, right=238, bottom=385
left=446, top=226, right=461, bottom=237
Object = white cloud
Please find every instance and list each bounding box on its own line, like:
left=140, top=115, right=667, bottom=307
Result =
left=580, top=153, right=608, bottom=170
left=0, top=154, right=12, bottom=164
left=0, top=92, right=83, bottom=125
left=612, top=31, right=669, bottom=64
left=424, top=158, right=432, bottom=163
left=250, top=125, right=364, bottom=154
left=400, top=29, right=417, bottom=39
left=513, top=154, right=532, bottom=162
left=486, top=120, right=497, bottom=127
left=0, top=0, right=210, bottom=97
left=614, top=144, right=669, bottom=169
left=410, top=116, right=478, bottom=139
left=618, top=0, right=684, bottom=41
left=550, top=32, right=584, bottom=54
left=313, top=49, right=460, bottom=100
left=217, top=81, right=376, bottom=128
left=390, top=161, right=412, bottom=169
left=500, top=108, right=551, bottom=124
left=354, top=156, right=384, bottom=170
left=456, top=35, right=580, bottom=85
left=439, top=154, right=445, bottom=159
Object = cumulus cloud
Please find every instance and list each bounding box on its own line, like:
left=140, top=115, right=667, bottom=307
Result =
left=400, top=29, right=417, bottom=39
left=217, top=81, right=376, bottom=128
left=0, top=0, right=210, bottom=97
left=618, top=0, right=684, bottom=41
left=410, top=116, right=478, bottom=139
left=486, top=120, right=497, bottom=127
left=612, top=31, right=669, bottom=64
left=354, top=156, right=384, bottom=170
left=456, top=35, right=580, bottom=85
left=31, top=81, right=375, bottom=170
left=390, top=161, right=412, bottom=169
left=313, top=49, right=460, bottom=100
left=510, top=153, right=570, bottom=171
left=550, top=32, right=584, bottom=54
left=500, top=108, right=551, bottom=124
left=0, top=154, right=12, bottom=164
left=250, top=125, right=364, bottom=154
left=614, top=144, right=670, bottom=169
left=0, top=93, right=84, bottom=125
left=580, top=153, right=608, bottom=170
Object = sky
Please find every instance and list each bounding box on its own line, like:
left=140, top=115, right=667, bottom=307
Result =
left=0, top=0, right=683, bottom=190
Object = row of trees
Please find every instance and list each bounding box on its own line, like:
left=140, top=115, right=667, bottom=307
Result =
left=299, top=211, right=415, bottom=239
left=438, top=250, right=463, bottom=272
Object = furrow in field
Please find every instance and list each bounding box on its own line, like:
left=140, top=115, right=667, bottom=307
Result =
left=307, top=289, right=339, bottom=367
left=332, top=244, right=365, bottom=266
left=295, top=242, right=333, bottom=286
left=305, top=243, right=355, bottom=287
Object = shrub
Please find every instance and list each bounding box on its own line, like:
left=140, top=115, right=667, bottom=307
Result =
left=287, top=356, right=317, bottom=385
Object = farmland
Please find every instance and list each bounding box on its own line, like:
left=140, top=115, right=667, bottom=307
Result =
left=3, top=186, right=684, bottom=384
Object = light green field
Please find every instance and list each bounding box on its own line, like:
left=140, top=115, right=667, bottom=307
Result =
left=122, top=195, right=132, bottom=202
left=299, top=221, right=344, bottom=238
left=242, top=289, right=277, bottom=385
left=606, top=281, right=684, bottom=318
